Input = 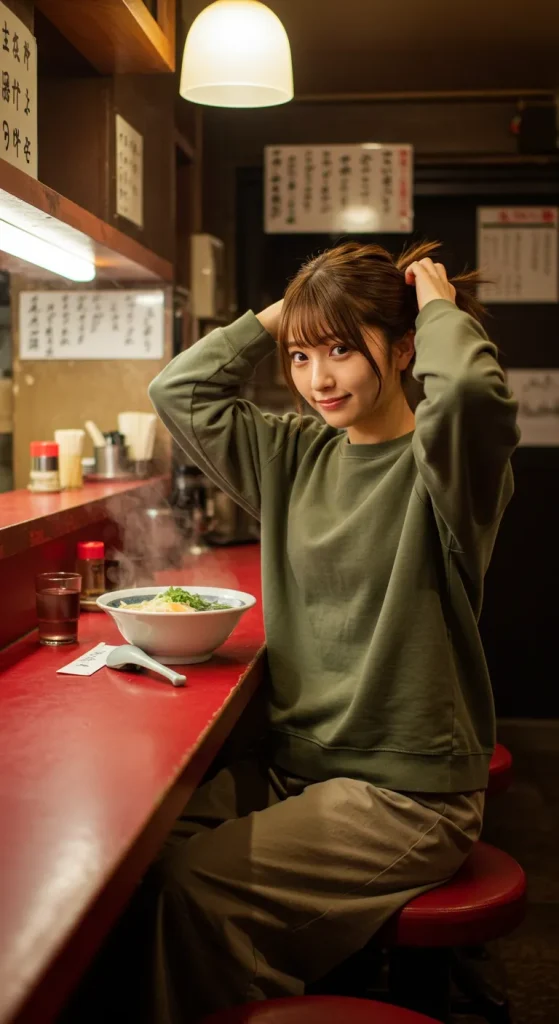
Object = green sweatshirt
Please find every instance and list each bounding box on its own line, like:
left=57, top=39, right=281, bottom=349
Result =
left=149, top=299, right=519, bottom=793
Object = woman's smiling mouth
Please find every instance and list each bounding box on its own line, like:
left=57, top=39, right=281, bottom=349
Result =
left=316, top=395, right=351, bottom=411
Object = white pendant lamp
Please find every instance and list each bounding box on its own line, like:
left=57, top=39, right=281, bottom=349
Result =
left=180, top=1, right=293, bottom=109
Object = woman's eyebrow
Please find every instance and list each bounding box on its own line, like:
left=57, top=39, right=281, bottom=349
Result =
left=286, top=335, right=337, bottom=350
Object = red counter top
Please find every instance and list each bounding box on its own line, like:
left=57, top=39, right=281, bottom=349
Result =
left=0, top=544, right=263, bottom=1024
left=0, top=478, right=168, bottom=559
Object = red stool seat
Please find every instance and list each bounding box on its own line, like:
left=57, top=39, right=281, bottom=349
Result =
left=487, top=743, right=513, bottom=797
left=201, top=995, right=439, bottom=1023
left=380, top=841, right=526, bottom=948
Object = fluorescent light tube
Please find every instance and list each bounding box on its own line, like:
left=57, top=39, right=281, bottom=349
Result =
left=0, top=219, right=96, bottom=281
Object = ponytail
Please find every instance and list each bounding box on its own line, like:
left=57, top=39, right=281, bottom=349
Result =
left=396, top=240, right=487, bottom=324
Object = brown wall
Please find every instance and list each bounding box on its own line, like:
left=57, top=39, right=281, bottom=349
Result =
left=39, top=74, right=176, bottom=262
left=38, top=77, right=112, bottom=221
left=112, top=74, right=175, bottom=261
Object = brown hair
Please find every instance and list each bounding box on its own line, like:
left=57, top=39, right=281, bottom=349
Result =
left=277, top=240, right=485, bottom=404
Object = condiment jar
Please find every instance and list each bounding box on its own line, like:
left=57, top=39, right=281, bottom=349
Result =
left=76, top=541, right=106, bottom=599
left=28, top=441, right=60, bottom=493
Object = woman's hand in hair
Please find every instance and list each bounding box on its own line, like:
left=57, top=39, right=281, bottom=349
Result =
left=255, top=299, right=284, bottom=339
left=405, top=258, right=456, bottom=312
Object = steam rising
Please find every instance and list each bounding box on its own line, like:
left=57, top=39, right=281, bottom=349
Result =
left=104, top=482, right=239, bottom=591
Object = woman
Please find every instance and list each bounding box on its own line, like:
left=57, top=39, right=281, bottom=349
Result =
left=147, top=242, right=519, bottom=1023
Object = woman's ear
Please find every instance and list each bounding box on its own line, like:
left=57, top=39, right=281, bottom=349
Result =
left=394, top=329, right=415, bottom=371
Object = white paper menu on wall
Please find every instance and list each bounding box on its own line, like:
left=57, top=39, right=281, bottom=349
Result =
left=19, top=291, right=165, bottom=360
left=477, top=207, right=558, bottom=303
left=116, top=114, right=144, bottom=229
left=264, top=144, right=413, bottom=234
left=507, top=369, right=559, bottom=447
left=0, top=0, right=37, bottom=177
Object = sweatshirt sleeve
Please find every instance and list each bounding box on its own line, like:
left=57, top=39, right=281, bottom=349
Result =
left=412, top=299, right=520, bottom=564
left=148, top=311, right=319, bottom=519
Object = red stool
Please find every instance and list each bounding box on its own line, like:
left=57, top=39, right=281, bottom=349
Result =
left=451, top=744, right=515, bottom=1024
left=380, top=842, right=526, bottom=1023
left=201, top=995, right=440, bottom=1023
left=487, top=743, right=513, bottom=798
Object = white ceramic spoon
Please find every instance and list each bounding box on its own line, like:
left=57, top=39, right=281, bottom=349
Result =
left=106, top=645, right=187, bottom=687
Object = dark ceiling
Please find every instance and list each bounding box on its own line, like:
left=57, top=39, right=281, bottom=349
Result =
left=182, top=0, right=559, bottom=95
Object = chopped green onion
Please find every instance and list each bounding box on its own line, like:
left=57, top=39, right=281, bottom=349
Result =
left=161, top=586, right=230, bottom=611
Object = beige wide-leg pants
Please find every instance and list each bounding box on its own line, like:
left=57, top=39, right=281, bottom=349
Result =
left=150, top=757, right=484, bottom=1023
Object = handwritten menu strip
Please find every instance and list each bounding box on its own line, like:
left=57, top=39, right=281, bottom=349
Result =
left=116, top=114, right=143, bottom=229
left=0, top=0, right=37, bottom=177
left=264, top=144, right=413, bottom=234
left=19, top=291, right=165, bottom=360
left=507, top=369, right=559, bottom=447
left=477, top=207, right=558, bottom=303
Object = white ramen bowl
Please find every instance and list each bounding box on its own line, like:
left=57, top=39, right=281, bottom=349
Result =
left=96, top=586, right=257, bottom=664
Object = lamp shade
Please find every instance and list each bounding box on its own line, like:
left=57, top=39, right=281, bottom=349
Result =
left=180, top=1, right=293, bottom=109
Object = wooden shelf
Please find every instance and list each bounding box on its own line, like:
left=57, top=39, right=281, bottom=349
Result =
left=0, top=158, right=173, bottom=283
left=34, top=0, right=176, bottom=74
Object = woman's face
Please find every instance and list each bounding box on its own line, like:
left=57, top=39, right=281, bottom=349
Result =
left=287, top=326, right=413, bottom=436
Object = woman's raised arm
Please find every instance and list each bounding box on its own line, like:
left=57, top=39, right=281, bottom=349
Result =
left=149, top=303, right=317, bottom=519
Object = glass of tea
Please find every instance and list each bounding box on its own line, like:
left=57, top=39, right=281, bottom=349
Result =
left=35, top=572, right=82, bottom=646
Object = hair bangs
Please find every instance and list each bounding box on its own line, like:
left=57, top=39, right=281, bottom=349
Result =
left=279, top=274, right=365, bottom=354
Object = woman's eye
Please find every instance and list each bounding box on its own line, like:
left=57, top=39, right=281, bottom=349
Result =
left=331, top=344, right=349, bottom=357
left=290, top=351, right=307, bottom=364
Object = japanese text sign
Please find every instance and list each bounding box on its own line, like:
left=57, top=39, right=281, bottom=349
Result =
left=265, top=144, right=413, bottom=234
left=19, top=290, right=165, bottom=360
left=0, top=1, right=36, bottom=177
left=116, top=114, right=143, bottom=229
left=477, top=207, right=558, bottom=303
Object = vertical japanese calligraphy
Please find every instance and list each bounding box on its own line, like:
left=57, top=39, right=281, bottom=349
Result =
left=268, top=147, right=282, bottom=223
left=19, top=291, right=165, bottom=360
left=320, top=149, right=333, bottom=217
left=0, top=1, right=36, bottom=177
left=116, top=114, right=144, bottom=229
left=264, top=144, right=413, bottom=234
